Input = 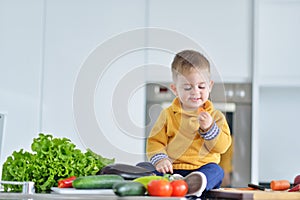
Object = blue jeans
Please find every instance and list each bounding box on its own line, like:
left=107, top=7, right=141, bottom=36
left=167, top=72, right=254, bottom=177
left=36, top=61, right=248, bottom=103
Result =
left=153, top=163, right=224, bottom=191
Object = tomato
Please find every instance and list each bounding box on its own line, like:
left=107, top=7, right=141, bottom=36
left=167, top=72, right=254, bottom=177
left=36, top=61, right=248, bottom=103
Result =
left=170, top=180, right=188, bottom=197
left=147, top=179, right=173, bottom=197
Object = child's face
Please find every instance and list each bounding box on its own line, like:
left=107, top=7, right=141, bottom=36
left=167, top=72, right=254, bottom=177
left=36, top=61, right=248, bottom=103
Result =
left=171, top=69, right=213, bottom=111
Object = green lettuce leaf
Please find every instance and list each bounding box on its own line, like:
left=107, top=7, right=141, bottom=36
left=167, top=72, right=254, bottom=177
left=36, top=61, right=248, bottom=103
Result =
left=1, top=133, right=114, bottom=193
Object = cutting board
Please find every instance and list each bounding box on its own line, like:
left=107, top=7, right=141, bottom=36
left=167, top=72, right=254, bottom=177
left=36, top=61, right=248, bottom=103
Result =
left=207, top=188, right=300, bottom=200
left=51, top=187, right=114, bottom=195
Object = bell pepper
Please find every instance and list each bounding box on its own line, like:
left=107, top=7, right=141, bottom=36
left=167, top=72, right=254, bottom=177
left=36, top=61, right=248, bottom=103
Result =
left=58, top=176, right=76, bottom=188
left=288, top=184, right=300, bottom=192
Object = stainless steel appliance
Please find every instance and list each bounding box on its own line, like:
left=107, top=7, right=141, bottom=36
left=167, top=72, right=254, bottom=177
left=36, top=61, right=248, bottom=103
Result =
left=145, top=82, right=252, bottom=187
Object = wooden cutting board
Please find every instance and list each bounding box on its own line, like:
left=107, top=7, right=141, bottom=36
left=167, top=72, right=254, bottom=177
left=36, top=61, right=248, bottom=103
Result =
left=207, top=188, right=300, bottom=200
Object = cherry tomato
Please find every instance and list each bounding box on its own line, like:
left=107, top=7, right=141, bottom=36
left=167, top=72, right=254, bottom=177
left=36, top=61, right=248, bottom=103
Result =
left=170, top=180, right=188, bottom=197
left=147, top=179, right=173, bottom=197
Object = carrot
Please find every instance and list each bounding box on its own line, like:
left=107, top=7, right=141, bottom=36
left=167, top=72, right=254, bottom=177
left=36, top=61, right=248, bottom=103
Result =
left=270, top=180, right=290, bottom=191
left=198, top=107, right=205, bottom=113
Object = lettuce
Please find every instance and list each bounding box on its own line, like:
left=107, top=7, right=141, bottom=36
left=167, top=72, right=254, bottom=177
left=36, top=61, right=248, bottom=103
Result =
left=1, top=133, right=114, bottom=193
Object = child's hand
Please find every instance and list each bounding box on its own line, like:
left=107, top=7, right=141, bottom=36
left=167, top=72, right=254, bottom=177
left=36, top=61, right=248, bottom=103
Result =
left=199, top=111, right=213, bottom=131
left=155, top=158, right=173, bottom=174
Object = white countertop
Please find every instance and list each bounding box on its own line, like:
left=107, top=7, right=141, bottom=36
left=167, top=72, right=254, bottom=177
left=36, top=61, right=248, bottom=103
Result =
left=0, top=192, right=187, bottom=200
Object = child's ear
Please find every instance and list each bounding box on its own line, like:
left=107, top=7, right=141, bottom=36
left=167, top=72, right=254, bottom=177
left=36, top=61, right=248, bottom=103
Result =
left=170, top=83, right=178, bottom=96
left=209, top=80, right=214, bottom=93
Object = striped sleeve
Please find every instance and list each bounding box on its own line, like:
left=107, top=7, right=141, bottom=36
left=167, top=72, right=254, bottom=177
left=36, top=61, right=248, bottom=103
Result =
left=198, top=121, right=220, bottom=140
left=150, top=153, right=168, bottom=166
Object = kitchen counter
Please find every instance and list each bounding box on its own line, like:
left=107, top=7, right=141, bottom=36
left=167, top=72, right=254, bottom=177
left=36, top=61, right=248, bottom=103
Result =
left=5, top=188, right=300, bottom=200
left=0, top=193, right=188, bottom=200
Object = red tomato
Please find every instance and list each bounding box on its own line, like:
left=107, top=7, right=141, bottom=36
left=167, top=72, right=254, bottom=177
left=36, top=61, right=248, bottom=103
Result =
left=147, top=179, right=173, bottom=197
left=170, top=180, right=188, bottom=197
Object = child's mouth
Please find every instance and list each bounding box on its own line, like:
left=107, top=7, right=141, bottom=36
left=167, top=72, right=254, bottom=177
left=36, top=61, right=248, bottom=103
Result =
left=191, top=97, right=200, bottom=102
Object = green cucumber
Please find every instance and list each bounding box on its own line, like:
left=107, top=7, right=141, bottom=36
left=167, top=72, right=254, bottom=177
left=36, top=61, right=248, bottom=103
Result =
left=72, top=174, right=124, bottom=189
left=113, top=181, right=146, bottom=196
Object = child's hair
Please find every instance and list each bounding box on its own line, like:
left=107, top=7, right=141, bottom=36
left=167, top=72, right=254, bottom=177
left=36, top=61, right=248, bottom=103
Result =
left=171, top=49, right=210, bottom=81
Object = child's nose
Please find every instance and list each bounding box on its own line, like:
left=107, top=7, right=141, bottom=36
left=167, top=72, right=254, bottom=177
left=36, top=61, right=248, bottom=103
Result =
left=191, top=86, right=200, bottom=93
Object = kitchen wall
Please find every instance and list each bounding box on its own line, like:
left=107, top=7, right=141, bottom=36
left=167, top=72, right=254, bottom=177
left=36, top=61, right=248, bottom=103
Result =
left=0, top=0, right=300, bottom=184
left=0, top=0, right=44, bottom=167
left=252, top=0, right=300, bottom=183
left=0, top=0, right=148, bottom=170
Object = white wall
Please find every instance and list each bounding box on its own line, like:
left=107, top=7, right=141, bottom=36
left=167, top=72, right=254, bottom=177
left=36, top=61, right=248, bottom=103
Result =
left=0, top=0, right=148, bottom=168
left=41, top=0, right=147, bottom=164
left=0, top=0, right=44, bottom=166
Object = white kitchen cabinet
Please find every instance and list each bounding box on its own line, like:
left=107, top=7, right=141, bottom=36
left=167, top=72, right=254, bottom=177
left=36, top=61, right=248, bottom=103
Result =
left=255, top=0, right=300, bottom=87
left=0, top=0, right=150, bottom=170
left=0, top=0, right=44, bottom=170
left=41, top=0, right=147, bottom=164
left=258, top=87, right=300, bottom=182
left=146, top=0, right=252, bottom=83
left=252, top=0, right=300, bottom=184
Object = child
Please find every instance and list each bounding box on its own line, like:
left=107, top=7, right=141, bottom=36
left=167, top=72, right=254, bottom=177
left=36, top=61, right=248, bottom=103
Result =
left=146, top=49, right=232, bottom=196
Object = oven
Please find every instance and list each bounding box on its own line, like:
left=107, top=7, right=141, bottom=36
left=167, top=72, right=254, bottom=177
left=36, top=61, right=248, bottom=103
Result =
left=145, top=82, right=252, bottom=187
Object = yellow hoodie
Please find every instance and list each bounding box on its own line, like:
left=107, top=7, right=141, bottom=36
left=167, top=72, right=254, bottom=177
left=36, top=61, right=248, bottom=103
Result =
left=146, top=97, right=231, bottom=170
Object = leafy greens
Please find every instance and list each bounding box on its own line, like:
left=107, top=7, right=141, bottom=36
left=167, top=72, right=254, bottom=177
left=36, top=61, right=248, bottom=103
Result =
left=1, top=133, right=114, bottom=193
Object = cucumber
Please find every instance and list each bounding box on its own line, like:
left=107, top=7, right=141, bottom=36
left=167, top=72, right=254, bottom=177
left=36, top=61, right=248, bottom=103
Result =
left=113, top=181, right=146, bottom=196
left=72, top=174, right=124, bottom=189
